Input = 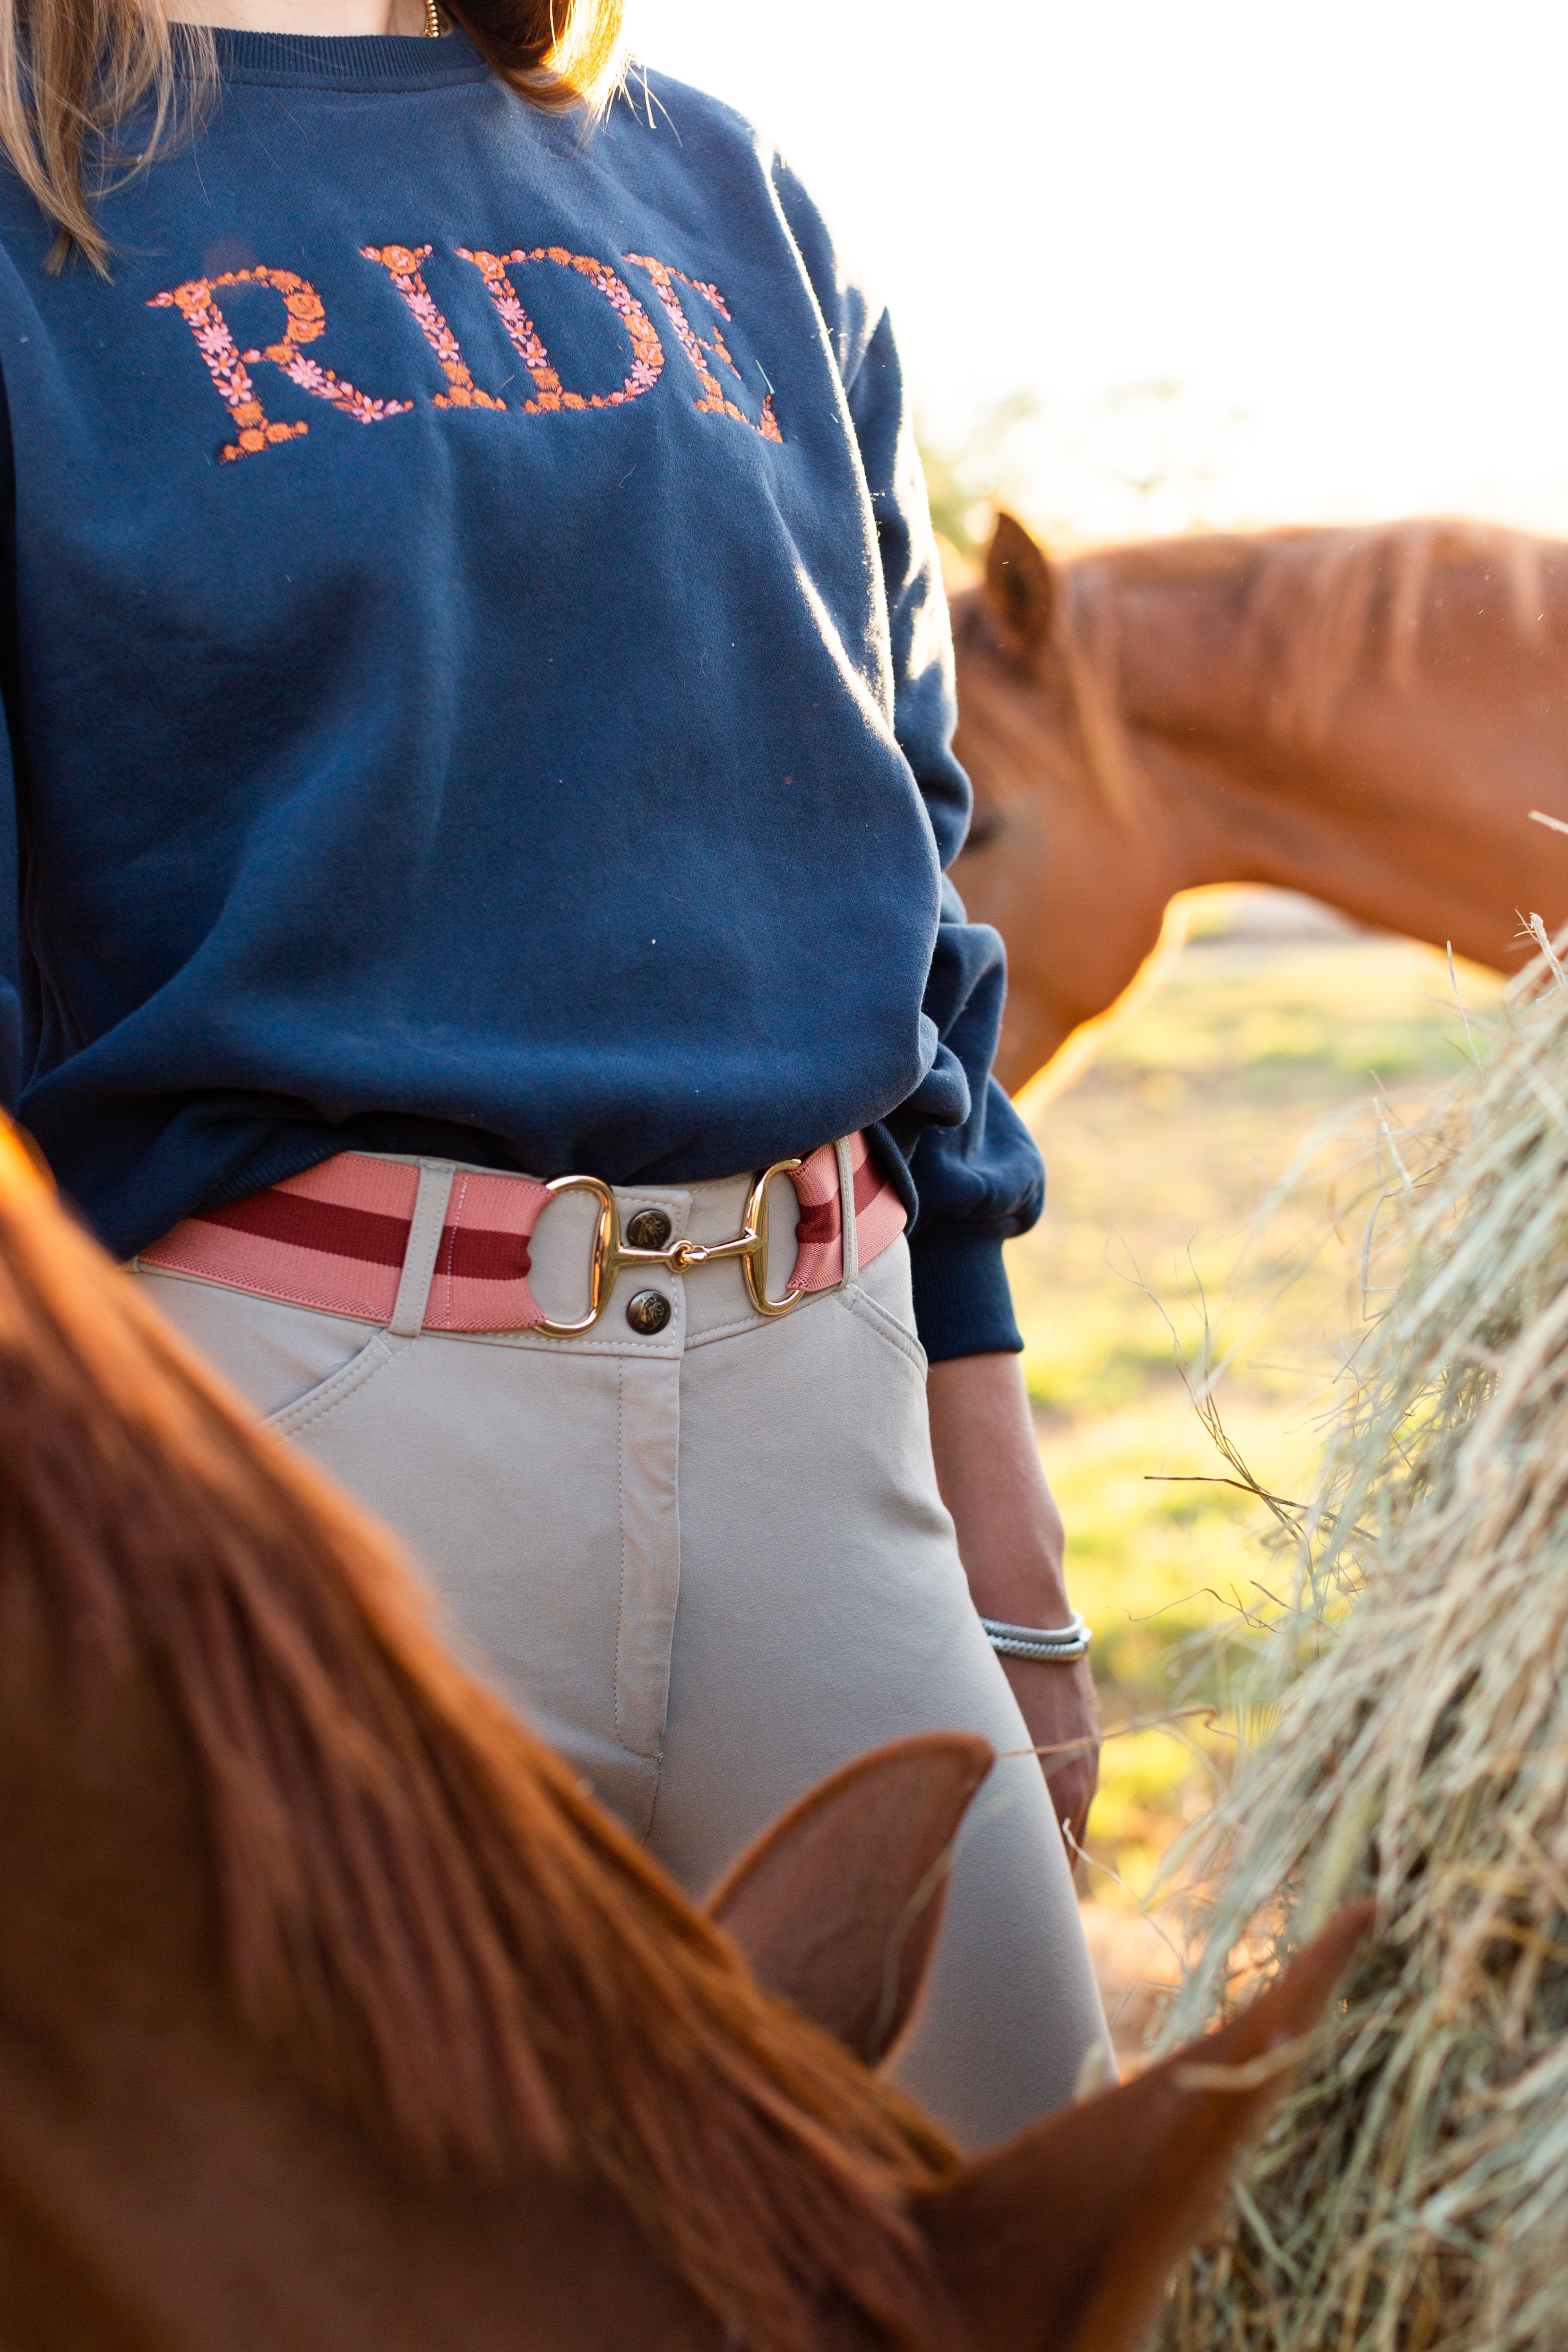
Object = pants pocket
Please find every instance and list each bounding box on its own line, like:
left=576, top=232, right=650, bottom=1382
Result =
left=839, top=1236, right=928, bottom=1377
left=133, top=1270, right=396, bottom=1427
left=267, top=1330, right=403, bottom=1439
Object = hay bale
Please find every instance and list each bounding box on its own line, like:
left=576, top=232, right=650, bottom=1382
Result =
left=1159, top=941, right=1568, bottom=2352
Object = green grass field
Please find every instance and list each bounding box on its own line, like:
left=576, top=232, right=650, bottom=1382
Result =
left=1002, top=895, right=1502, bottom=1938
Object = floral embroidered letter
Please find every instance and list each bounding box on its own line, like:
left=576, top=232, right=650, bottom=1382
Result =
left=149, top=267, right=414, bottom=463
left=622, top=257, right=782, bottom=443
left=360, top=244, right=506, bottom=410
left=452, top=247, right=663, bottom=413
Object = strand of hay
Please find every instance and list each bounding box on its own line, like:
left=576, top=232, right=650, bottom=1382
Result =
left=1158, top=939, right=1568, bottom=2352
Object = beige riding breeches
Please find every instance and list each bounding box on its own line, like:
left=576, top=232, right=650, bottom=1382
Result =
left=134, top=1156, right=1109, bottom=2147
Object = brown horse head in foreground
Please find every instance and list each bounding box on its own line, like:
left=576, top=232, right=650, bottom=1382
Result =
left=0, top=1127, right=1366, bottom=2351
left=951, top=512, right=1568, bottom=1092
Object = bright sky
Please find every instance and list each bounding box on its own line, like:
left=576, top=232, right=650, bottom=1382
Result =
left=626, top=0, right=1568, bottom=540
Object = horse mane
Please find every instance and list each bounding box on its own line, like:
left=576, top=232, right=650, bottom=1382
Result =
left=957, top=516, right=1559, bottom=809
left=1215, top=515, right=1551, bottom=741
left=0, top=1133, right=957, bottom=2352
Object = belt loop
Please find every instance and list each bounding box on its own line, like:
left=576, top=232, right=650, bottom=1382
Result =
left=389, top=1163, right=457, bottom=1337
left=834, top=1135, right=860, bottom=1286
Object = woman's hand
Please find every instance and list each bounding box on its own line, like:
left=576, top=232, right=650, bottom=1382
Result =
left=991, top=1651, right=1101, bottom=1861
left=926, top=1351, right=1101, bottom=1865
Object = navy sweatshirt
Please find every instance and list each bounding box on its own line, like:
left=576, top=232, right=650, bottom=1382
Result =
left=0, top=29, right=1044, bottom=1357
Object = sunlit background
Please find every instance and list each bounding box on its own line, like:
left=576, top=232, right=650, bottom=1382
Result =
left=625, top=0, right=1539, bottom=2041
left=627, top=0, right=1568, bottom=542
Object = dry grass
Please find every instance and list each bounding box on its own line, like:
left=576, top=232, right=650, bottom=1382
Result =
left=1003, top=900, right=1499, bottom=1976
left=1156, top=930, right=1568, bottom=2352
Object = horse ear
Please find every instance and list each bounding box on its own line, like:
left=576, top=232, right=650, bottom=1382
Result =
left=706, top=1732, right=993, bottom=2067
left=919, top=1902, right=1374, bottom=2352
left=984, top=511, right=1057, bottom=655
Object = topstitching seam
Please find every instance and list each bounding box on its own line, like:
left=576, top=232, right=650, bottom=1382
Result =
left=837, top=1283, right=928, bottom=1375
left=145, top=1263, right=389, bottom=1321
left=180, top=72, right=490, bottom=90
left=441, top=1169, right=470, bottom=1330
left=612, top=1357, right=629, bottom=1749
left=268, top=1329, right=405, bottom=1437
left=684, top=1290, right=832, bottom=1351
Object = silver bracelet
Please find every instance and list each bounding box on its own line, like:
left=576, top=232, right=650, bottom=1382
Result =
left=980, top=1608, right=1093, bottom=1663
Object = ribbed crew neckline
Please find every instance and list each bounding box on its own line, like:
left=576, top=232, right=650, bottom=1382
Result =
left=198, top=23, right=490, bottom=85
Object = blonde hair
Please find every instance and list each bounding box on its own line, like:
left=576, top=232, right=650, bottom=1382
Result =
left=2, top=0, right=627, bottom=274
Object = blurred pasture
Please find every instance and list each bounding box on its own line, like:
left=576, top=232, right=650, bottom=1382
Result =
left=1001, top=892, right=1502, bottom=2046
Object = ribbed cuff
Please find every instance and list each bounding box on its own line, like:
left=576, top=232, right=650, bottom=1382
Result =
left=907, top=1224, right=1023, bottom=1362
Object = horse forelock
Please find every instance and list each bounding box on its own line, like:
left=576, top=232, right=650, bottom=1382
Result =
left=0, top=1169, right=959, bottom=2352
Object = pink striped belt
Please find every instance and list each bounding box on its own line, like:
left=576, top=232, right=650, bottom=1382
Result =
left=138, top=1134, right=906, bottom=1337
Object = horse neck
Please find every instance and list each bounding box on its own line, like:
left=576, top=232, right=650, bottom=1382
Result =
left=1087, top=532, right=1563, bottom=967
left=0, top=1579, right=715, bottom=2352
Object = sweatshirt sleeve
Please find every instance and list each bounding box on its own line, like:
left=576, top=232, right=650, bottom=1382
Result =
left=0, top=363, right=21, bottom=1119
left=839, top=302, right=1046, bottom=1360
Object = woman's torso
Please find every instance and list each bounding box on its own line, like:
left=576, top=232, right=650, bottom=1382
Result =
left=0, top=35, right=959, bottom=1254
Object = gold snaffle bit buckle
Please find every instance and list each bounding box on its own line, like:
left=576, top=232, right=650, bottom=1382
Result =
left=533, top=1158, right=807, bottom=1339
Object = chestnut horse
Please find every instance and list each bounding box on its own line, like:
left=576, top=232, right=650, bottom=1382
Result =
left=0, top=1125, right=1365, bottom=2352
left=951, top=513, right=1568, bottom=1092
